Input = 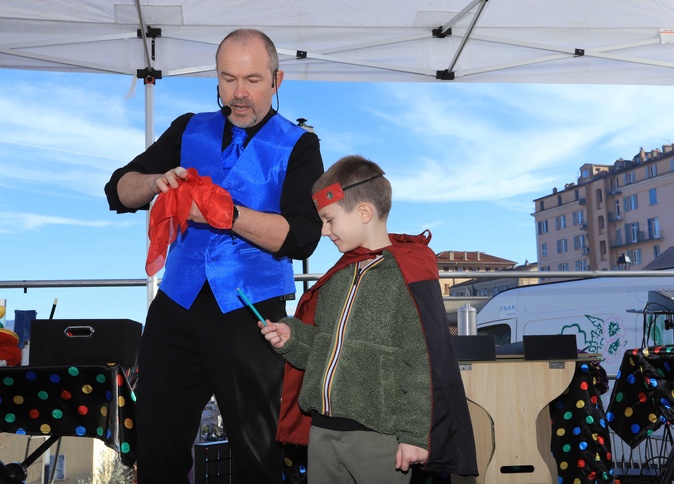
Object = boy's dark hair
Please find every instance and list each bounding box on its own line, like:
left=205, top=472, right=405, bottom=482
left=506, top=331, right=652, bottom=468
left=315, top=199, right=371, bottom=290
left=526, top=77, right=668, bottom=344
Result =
left=313, top=155, right=392, bottom=219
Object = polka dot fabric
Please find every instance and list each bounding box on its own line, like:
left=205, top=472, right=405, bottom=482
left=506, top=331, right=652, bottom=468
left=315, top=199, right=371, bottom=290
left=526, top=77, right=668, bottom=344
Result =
left=0, top=364, right=136, bottom=467
left=606, top=346, right=674, bottom=448
left=550, top=361, right=614, bottom=483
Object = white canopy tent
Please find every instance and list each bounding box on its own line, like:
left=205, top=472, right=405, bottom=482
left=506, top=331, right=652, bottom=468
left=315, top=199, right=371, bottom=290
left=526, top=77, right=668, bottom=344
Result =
left=2, top=0, right=673, bottom=85
left=2, top=0, right=673, bottom=301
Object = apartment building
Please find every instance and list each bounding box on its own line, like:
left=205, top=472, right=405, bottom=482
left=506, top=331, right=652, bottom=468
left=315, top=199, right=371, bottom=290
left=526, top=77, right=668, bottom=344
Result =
left=533, top=144, right=674, bottom=273
left=436, top=250, right=517, bottom=296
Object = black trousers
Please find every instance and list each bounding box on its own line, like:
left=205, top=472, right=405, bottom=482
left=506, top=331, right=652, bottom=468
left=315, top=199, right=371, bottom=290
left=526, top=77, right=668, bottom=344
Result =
left=135, top=288, right=287, bottom=484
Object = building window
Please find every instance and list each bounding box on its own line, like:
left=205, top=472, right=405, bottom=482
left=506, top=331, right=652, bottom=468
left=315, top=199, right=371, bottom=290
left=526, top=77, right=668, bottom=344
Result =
left=623, top=194, right=638, bottom=212
left=629, top=248, right=642, bottom=265
left=615, top=228, right=624, bottom=246
left=539, top=200, right=544, bottom=211
left=573, top=234, right=587, bottom=250
left=626, top=222, right=640, bottom=244
left=575, top=259, right=588, bottom=271
left=624, top=171, right=635, bottom=185
left=615, top=200, right=621, bottom=218
left=646, top=164, right=657, bottom=178
left=557, top=239, right=568, bottom=254
left=557, top=262, right=569, bottom=271
left=538, top=220, right=549, bottom=234
left=600, top=240, right=607, bottom=255
left=598, top=215, right=605, bottom=230
left=596, top=189, right=603, bottom=205
left=582, top=168, right=590, bottom=179
left=541, top=243, right=548, bottom=257
left=555, top=215, right=566, bottom=230
left=648, top=217, right=660, bottom=239
left=649, top=187, right=657, bottom=205
left=654, top=245, right=661, bottom=258
left=572, top=210, right=584, bottom=226
left=540, top=266, right=551, bottom=272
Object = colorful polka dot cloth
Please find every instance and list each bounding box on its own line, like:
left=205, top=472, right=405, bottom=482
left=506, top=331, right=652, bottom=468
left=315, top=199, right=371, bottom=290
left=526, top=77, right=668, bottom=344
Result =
left=0, top=364, right=136, bottom=467
left=606, top=345, right=674, bottom=448
left=550, top=360, right=613, bottom=483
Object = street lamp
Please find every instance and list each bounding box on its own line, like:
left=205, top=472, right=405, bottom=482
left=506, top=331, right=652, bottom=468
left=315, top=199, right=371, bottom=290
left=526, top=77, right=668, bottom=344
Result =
left=617, top=253, right=632, bottom=271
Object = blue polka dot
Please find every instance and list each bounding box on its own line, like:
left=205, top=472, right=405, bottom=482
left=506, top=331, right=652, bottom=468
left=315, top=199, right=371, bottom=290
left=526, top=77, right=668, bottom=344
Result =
left=75, top=426, right=86, bottom=436
left=579, top=441, right=588, bottom=451
left=25, top=371, right=37, bottom=381
left=627, top=374, right=635, bottom=384
left=606, top=412, right=614, bottom=422
left=573, top=427, right=581, bottom=436
left=631, top=424, right=641, bottom=434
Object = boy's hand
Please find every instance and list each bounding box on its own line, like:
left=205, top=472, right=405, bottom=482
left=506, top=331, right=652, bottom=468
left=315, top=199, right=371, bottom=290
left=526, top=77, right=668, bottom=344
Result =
left=395, top=443, right=428, bottom=472
left=258, top=320, right=291, bottom=348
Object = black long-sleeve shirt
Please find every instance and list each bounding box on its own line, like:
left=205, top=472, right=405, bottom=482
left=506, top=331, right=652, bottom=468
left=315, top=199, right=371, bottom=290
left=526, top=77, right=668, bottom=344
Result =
left=104, top=110, right=324, bottom=260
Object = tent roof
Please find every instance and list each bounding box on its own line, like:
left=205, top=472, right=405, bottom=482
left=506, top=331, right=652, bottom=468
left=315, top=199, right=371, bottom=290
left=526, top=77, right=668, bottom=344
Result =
left=1, top=0, right=674, bottom=84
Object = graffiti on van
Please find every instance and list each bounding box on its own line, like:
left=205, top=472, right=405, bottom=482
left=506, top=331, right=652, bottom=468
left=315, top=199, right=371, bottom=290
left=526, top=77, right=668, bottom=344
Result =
left=561, top=314, right=627, bottom=366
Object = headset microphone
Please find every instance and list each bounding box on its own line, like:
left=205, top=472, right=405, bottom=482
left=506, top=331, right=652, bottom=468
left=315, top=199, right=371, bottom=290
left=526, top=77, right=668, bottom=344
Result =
left=216, top=86, right=232, bottom=116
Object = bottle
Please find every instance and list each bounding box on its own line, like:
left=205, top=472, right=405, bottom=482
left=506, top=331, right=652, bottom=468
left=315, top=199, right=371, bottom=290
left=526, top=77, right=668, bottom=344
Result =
left=21, top=340, right=30, bottom=366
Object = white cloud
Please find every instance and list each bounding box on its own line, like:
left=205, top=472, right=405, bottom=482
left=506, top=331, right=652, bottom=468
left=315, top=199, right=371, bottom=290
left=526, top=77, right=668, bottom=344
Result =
left=0, top=211, right=135, bottom=233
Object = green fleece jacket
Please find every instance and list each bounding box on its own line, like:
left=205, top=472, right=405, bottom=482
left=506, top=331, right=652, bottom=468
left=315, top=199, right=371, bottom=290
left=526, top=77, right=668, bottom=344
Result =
left=276, top=253, right=432, bottom=449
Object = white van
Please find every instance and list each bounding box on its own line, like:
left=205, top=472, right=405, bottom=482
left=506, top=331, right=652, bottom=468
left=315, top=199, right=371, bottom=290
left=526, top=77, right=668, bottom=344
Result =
left=475, top=275, right=674, bottom=377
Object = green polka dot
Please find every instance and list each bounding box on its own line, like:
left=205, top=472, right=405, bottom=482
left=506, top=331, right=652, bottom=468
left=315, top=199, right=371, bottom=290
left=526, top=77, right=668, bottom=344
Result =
left=68, top=367, right=79, bottom=377
left=52, top=409, right=63, bottom=419
left=96, top=374, right=106, bottom=384
left=5, top=414, right=16, bottom=423
left=37, top=391, right=49, bottom=401
left=121, top=442, right=131, bottom=453
left=563, top=411, right=573, bottom=420
left=2, top=377, right=14, bottom=386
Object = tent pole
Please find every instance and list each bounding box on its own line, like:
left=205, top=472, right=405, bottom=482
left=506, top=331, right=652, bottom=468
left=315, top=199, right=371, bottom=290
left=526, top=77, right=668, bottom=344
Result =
left=144, top=77, right=158, bottom=307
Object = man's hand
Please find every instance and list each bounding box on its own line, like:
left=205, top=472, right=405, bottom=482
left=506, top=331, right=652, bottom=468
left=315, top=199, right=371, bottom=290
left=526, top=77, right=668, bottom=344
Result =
left=395, top=443, right=428, bottom=472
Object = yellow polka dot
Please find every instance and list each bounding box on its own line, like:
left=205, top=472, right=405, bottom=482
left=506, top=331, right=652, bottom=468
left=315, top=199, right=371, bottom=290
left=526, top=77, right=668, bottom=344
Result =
left=649, top=414, right=658, bottom=423
left=591, top=433, right=598, bottom=441
left=40, top=424, right=51, bottom=434
left=284, top=457, right=293, bottom=467
left=576, top=400, right=585, bottom=409
left=82, top=385, right=93, bottom=394
left=557, top=428, right=566, bottom=437
left=643, top=348, right=650, bottom=357
left=100, top=407, right=108, bottom=417
left=624, top=407, right=633, bottom=417
left=124, top=418, right=134, bottom=430
left=12, top=396, right=24, bottom=405
left=118, top=396, right=126, bottom=407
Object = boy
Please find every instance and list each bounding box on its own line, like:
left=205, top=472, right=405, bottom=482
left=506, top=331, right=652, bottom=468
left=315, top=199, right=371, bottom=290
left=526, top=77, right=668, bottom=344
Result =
left=260, top=155, right=477, bottom=483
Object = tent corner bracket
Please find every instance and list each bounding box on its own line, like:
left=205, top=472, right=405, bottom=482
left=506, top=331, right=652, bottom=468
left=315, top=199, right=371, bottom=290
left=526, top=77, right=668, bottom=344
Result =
left=436, top=69, right=455, bottom=80
left=432, top=27, right=452, bottom=38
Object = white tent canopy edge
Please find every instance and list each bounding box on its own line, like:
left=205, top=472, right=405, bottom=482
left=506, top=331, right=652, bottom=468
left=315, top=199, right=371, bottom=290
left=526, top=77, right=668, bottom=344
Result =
left=1, top=0, right=673, bottom=85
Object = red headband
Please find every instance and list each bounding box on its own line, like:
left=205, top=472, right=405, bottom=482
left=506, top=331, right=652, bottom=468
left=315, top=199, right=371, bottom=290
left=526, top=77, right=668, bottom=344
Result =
left=312, top=174, right=384, bottom=211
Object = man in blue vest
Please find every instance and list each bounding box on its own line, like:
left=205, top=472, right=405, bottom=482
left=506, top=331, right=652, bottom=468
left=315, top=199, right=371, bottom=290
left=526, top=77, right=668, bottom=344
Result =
left=105, top=28, right=324, bottom=484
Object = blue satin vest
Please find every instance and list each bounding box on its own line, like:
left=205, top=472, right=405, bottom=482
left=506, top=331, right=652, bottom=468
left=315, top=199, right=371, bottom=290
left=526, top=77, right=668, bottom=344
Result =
left=159, top=111, right=305, bottom=313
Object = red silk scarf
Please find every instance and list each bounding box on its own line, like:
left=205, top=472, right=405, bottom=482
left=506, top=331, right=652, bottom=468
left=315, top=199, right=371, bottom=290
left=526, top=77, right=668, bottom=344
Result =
left=146, top=167, right=234, bottom=276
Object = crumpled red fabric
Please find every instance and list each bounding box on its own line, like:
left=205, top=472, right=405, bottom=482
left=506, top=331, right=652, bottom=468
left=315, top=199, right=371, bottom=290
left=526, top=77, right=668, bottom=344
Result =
left=146, top=167, right=234, bottom=276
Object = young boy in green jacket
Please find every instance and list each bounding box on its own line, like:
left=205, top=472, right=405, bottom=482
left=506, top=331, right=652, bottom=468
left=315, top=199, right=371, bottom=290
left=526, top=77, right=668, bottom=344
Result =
left=260, top=155, right=477, bottom=483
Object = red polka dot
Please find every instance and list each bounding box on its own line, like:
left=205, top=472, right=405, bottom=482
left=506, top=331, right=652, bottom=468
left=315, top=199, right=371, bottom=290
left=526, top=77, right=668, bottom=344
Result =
left=77, top=406, right=88, bottom=415
left=29, top=409, right=40, bottom=419
left=577, top=459, right=586, bottom=468
left=117, top=375, right=124, bottom=386
left=598, top=436, right=605, bottom=445
left=588, top=471, right=597, bottom=480
left=61, top=390, right=72, bottom=400
left=580, top=382, right=588, bottom=390
left=606, top=452, right=612, bottom=461
left=591, top=396, right=598, bottom=404
left=639, top=393, right=647, bottom=403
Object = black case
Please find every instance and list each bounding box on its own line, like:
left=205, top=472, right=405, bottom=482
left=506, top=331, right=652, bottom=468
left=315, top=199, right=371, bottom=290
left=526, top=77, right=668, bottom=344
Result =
left=29, top=319, right=142, bottom=367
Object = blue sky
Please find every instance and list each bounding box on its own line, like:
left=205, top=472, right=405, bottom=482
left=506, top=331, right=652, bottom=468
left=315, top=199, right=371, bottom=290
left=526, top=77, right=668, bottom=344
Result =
left=1, top=69, right=673, bottom=325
